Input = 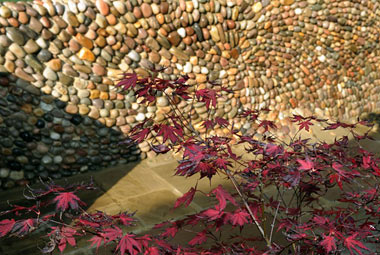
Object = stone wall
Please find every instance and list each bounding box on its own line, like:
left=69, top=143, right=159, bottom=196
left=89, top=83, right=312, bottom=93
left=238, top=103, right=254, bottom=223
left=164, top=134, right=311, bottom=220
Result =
left=0, top=0, right=380, bottom=188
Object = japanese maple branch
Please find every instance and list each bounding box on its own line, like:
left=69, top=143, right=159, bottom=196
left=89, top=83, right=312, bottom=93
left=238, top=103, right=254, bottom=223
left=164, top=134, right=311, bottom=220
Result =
left=269, top=199, right=281, bottom=245
left=224, top=169, right=270, bottom=246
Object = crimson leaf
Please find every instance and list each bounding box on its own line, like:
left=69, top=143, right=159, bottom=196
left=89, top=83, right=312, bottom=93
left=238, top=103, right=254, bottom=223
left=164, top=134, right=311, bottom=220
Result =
left=344, top=233, right=369, bottom=255
left=53, top=192, right=82, bottom=212
left=0, top=219, right=15, bottom=237
left=188, top=230, right=207, bottom=246
left=89, top=235, right=104, bottom=252
left=117, top=73, right=138, bottom=90
left=174, top=187, right=196, bottom=209
left=230, top=210, right=250, bottom=226
left=116, top=234, right=141, bottom=255
left=211, top=185, right=237, bottom=210
left=320, top=234, right=337, bottom=253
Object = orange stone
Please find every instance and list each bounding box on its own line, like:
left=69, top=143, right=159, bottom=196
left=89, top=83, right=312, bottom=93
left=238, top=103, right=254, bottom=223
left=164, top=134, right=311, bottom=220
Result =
left=99, top=91, right=109, bottom=100
left=95, top=36, right=106, bottom=47
left=77, top=47, right=95, bottom=62
left=75, top=33, right=93, bottom=49
left=47, top=59, right=62, bottom=71
left=106, top=14, right=117, bottom=25
left=289, top=98, right=298, bottom=108
left=196, top=74, right=207, bottom=83
left=230, top=48, right=239, bottom=59
left=90, top=90, right=100, bottom=99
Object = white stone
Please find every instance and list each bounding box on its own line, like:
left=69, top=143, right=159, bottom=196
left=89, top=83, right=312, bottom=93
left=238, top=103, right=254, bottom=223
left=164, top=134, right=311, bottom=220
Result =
left=240, top=20, right=247, bottom=30
left=295, top=8, right=302, bottom=15
left=68, top=0, right=78, bottom=13
left=131, top=102, right=139, bottom=110
left=258, top=15, right=265, bottom=23
left=176, top=63, right=183, bottom=71
left=151, top=3, right=160, bottom=14
left=54, top=156, right=63, bottom=164
left=0, top=168, right=9, bottom=178
left=78, top=0, right=87, bottom=12
left=40, top=101, right=53, bottom=112
left=219, top=70, right=227, bottom=78
left=183, top=62, right=192, bottom=73
left=253, top=2, right=262, bottom=13
left=50, top=132, right=60, bottom=140
left=316, top=46, right=322, bottom=51
left=318, top=55, right=326, bottom=62
left=42, top=155, right=53, bottom=164
left=136, top=112, right=146, bottom=122
left=43, top=67, right=58, bottom=81
left=177, top=27, right=186, bottom=38
left=201, top=67, right=209, bottom=74
left=127, top=50, right=140, bottom=62
left=192, top=0, right=199, bottom=9
left=36, top=38, right=47, bottom=48
left=113, top=1, right=125, bottom=14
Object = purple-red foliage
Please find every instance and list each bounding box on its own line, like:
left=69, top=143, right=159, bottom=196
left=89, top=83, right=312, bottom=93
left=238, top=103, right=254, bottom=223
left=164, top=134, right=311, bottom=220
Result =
left=0, top=71, right=379, bottom=254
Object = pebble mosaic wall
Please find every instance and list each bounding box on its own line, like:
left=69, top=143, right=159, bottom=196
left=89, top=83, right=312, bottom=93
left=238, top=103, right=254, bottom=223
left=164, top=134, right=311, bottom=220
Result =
left=0, top=0, right=380, bottom=188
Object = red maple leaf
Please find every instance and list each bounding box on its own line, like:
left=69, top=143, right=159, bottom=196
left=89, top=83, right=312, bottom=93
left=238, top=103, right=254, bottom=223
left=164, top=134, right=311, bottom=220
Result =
left=12, top=219, right=36, bottom=236
left=131, top=128, right=150, bottom=143
left=265, top=143, right=283, bottom=156
left=215, top=158, right=230, bottom=170
left=362, top=155, right=371, bottom=169
left=258, top=120, right=277, bottom=132
left=230, top=210, right=250, bottom=226
left=215, top=117, right=229, bottom=127
left=49, top=226, right=77, bottom=253
left=202, top=206, right=224, bottom=221
left=188, top=231, right=207, bottom=246
left=160, top=224, right=178, bottom=238
left=0, top=219, right=15, bottom=237
left=312, top=215, right=329, bottom=225
left=291, top=114, right=306, bottom=122
left=195, top=89, right=217, bottom=109
left=114, top=213, right=134, bottom=226
left=298, top=120, right=313, bottom=131
left=174, top=187, right=196, bottom=209
left=320, top=234, right=336, bottom=253
left=297, top=159, right=314, bottom=171
left=116, top=234, right=142, bottom=255
left=344, top=233, right=369, bottom=255
left=117, top=73, right=138, bottom=90
left=89, top=235, right=104, bottom=251
left=202, top=120, right=215, bottom=130
left=103, top=226, right=123, bottom=243
left=332, top=162, right=353, bottom=181
left=145, top=247, right=160, bottom=255
left=211, top=185, right=237, bottom=210
left=157, top=124, right=181, bottom=144
left=53, top=192, right=82, bottom=212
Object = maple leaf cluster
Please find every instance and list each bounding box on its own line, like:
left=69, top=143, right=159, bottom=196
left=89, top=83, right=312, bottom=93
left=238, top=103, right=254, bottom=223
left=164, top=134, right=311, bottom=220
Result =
left=1, top=72, right=380, bottom=254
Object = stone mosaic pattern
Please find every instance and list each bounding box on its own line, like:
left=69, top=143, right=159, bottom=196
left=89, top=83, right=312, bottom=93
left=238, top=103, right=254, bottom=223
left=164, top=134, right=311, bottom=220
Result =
left=0, top=0, right=380, bottom=188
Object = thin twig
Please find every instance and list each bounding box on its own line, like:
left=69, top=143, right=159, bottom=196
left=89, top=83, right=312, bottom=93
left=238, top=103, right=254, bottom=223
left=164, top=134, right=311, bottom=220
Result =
left=224, top=169, right=270, bottom=246
left=269, top=201, right=281, bottom=245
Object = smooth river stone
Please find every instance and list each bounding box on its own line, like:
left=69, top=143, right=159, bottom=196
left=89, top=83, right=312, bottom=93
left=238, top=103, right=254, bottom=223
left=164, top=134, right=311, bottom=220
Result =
left=141, top=3, right=152, bottom=18
left=96, top=0, right=109, bottom=16
left=6, top=27, right=25, bottom=45
left=9, top=43, right=26, bottom=58
left=77, top=47, right=95, bottom=62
